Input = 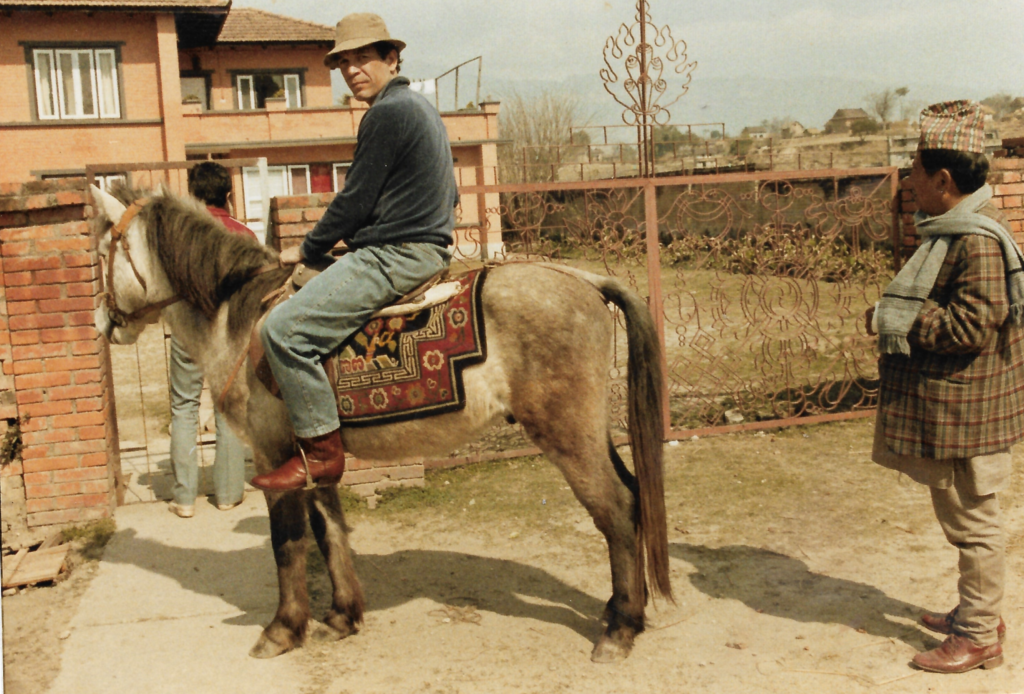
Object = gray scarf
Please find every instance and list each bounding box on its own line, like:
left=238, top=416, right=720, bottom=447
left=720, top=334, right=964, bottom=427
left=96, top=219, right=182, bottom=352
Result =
left=876, top=184, right=1024, bottom=355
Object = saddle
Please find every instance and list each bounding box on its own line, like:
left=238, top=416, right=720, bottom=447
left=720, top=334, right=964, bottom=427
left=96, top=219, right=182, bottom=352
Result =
left=248, top=255, right=460, bottom=401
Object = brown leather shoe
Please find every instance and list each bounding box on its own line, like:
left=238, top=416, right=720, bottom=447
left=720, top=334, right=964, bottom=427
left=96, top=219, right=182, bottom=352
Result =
left=250, top=430, right=345, bottom=491
left=912, top=633, right=1004, bottom=673
left=921, top=607, right=1006, bottom=644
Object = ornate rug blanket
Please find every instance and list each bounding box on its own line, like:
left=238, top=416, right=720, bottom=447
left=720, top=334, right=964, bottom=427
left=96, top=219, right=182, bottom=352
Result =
left=327, top=268, right=487, bottom=427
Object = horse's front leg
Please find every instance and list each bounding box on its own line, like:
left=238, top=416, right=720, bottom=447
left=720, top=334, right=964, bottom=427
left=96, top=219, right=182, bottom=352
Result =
left=307, top=486, right=365, bottom=639
left=250, top=489, right=311, bottom=658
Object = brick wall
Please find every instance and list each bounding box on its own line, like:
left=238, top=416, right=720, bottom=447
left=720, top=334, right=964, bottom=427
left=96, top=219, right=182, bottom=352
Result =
left=0, top=178, right=119, bottom=546
left=898, top=140, right=1024, bottom=258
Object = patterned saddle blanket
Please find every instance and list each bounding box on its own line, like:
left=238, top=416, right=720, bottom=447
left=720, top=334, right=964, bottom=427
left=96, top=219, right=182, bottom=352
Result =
left=253, top=267, right=487, bottom=427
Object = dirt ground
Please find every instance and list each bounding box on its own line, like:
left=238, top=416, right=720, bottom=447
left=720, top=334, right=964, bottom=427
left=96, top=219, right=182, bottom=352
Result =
left=4, top=417, right=1024, bottom=693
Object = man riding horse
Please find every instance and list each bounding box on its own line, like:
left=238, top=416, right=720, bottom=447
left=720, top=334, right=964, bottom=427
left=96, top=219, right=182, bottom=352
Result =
left=251, top=13, right=458, bottom=491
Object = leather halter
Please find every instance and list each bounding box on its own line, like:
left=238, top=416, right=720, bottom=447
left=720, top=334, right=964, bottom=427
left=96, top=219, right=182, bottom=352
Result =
left=101, top=198, right=181, bottom=330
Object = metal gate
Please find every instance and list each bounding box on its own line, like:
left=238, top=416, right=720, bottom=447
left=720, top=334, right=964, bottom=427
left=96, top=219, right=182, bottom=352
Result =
left=85, top=158, right=266, bottom=504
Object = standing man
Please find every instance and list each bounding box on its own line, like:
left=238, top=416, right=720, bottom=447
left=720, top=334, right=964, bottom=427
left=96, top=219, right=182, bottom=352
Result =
left=869, top=100, right=1024, bottom=673
left=250, top=13, right=457, bottom=491
left=168, top=162, right=254, bottom=518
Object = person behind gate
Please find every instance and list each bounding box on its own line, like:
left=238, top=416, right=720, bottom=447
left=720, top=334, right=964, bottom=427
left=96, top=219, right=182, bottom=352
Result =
left=868, top=100, right=1024, bottom=674
left=168, top=162, right=255, bottom=518
left=250, top=13, right=457, bottom=491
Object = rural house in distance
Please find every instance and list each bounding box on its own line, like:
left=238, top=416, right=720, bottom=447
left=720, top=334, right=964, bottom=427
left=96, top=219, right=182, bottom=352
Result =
left=824, top=107, right=871, bottom=133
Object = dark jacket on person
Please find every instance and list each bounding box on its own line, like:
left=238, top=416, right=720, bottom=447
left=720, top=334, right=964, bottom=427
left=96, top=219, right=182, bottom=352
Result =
left=300, top=76, right=458, bottom=260
left=878, top=203, right=1024, bottom=459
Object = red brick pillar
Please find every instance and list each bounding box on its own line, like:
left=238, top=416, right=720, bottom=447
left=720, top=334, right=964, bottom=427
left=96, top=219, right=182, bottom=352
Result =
left=267, top=193, right=332, bottom=252
left=0, top=178, right=119, bottom=535
left=989, top=149, right=1024, bottom=248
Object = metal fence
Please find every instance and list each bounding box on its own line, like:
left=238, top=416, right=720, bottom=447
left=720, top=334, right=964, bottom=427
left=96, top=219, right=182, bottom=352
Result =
left=444, top=165, right=900, bottom=461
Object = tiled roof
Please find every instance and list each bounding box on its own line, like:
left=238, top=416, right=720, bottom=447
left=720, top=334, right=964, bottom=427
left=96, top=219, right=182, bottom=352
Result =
left=217, top=7, right=334, bottom=44
left=0, top=0, right=228, bottom=8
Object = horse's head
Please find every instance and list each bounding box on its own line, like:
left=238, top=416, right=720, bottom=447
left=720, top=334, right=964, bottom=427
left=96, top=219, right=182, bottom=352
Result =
left=91, top=185, right=177, bottom=345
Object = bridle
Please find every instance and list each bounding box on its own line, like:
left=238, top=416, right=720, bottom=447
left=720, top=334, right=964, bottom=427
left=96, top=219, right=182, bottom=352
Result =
left=101, top=197, right=181, bottom=332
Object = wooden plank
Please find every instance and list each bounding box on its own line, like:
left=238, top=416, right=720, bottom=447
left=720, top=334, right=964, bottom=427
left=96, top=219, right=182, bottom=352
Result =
left=2, top=548, right=28, bottom=588
left=38, top=531, right=63, bottom=550
left=2, top=545, right=69, bottom=588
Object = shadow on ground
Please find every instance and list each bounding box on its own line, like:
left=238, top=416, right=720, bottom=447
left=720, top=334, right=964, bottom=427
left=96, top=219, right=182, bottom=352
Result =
left=671, top=542, right=932, bottom=648
left=101, top=521, right=605, bottom=644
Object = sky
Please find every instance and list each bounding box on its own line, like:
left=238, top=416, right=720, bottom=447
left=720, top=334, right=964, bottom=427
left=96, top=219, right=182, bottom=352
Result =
left=235, top=0, right=1024, bottom=132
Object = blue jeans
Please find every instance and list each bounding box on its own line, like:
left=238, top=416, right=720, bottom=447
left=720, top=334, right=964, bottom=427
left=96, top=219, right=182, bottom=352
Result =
left=169, top=338, right=246, bottom=506
left=261, top=242, right=451, bottom=438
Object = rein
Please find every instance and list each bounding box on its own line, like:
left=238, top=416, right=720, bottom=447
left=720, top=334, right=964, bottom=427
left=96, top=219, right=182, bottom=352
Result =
left=102, top=198, right=182, bottom=329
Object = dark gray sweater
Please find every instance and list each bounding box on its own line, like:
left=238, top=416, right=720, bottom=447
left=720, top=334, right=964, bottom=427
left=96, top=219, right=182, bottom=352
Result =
left=300, top=76, right=458, bottom=260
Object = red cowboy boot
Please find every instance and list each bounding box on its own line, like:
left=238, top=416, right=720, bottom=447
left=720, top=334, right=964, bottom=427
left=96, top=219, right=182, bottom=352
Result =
left=921, top=607, right=1006, bottom=643
left=912, top=633, right=1003, bottom=673
left=250, top=430, right=346, bottom=491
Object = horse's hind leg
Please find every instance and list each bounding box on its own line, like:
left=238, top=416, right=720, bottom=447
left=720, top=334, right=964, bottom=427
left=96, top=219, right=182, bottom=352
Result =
left=307, top=486, right=365, bottom=639
left=516, top=400, right=645, bottom=663
left=250, top=490, right=311, bottom=658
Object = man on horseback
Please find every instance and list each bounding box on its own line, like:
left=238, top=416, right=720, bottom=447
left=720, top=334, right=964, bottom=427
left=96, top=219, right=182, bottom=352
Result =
left=250, top=13, right=457, bottom=491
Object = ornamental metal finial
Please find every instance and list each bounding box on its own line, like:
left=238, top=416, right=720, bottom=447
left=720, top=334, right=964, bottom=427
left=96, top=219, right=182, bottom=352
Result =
left=600, top=0, right=697, bottom=175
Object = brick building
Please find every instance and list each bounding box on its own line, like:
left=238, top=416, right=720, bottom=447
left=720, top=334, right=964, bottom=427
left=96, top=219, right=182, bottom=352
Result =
left=0, top=0, right=502, bottom=252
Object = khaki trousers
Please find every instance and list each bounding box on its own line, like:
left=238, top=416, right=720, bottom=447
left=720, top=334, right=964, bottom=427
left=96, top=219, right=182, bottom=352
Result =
left=872, top=415, right=1008, bottom=646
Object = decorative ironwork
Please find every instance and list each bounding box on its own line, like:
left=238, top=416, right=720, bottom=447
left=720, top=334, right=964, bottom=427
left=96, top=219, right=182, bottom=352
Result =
left=457, top=168, right=899, bottom=438
left=601, top=0, right=697, bottom=177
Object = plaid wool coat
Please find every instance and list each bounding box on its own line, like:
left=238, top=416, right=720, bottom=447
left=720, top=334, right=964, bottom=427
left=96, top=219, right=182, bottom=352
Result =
left=878, top=203, right=1024, bottom=459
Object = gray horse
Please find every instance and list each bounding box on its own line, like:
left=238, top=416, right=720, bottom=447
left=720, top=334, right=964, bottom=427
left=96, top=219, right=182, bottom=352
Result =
left=90, top=184, right=671, bottom=663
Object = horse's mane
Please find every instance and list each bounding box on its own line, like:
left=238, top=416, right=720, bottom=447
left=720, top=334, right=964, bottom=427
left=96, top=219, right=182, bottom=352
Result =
left=104, top=185, right=293, bottom=338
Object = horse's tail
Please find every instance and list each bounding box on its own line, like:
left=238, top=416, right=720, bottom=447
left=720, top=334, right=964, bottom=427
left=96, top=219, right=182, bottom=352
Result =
left=600, top=280, right=672, bottom=602
left=579, top=274, right=672, bottom=604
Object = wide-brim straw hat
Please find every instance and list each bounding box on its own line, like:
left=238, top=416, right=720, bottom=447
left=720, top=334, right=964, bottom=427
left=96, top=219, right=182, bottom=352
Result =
left=324, top=13, right=406, bottom=67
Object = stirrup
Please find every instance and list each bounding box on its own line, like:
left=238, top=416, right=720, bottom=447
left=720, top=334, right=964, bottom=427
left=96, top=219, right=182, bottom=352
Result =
left=298, top=445, right=315, bottom=490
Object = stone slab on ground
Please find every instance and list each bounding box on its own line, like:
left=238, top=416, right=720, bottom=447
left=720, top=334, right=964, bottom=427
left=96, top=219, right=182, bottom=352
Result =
left=47, top=495, right=304, bottom=694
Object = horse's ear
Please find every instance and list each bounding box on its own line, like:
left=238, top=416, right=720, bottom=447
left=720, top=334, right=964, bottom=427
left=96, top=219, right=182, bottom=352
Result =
left=90, top=184, right=127, bottom=225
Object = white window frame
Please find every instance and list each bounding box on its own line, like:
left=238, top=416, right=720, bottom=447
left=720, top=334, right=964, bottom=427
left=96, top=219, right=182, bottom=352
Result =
left=236, top=73, right=302, bottom=110
left=97, top=174, right=127, bottom=192
left=332, top=163, right=351, bottom=192
left=242, top=164, right=311, bottom=229
left=32, top=47, right=120, bottom=121
left=32, top=49, right=58, bottom=120
left=237, top=75, right=255, bottom=110
left=95, top=49, right=121, bottom=118
left=284, top=74, right=302, bottom=108
left=287, top=165, right=310, bottom=195
left=55, top=49, right=98, bottom=119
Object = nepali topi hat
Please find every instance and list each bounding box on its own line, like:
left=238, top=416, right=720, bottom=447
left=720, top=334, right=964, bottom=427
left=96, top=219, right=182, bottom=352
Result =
left=919, top=100, right=986, bottom=154
left=324, top=13, right=405, bottom=67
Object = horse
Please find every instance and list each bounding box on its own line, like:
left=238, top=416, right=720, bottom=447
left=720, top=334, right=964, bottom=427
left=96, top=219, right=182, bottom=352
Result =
left=89, top=184, right=671, bottom=663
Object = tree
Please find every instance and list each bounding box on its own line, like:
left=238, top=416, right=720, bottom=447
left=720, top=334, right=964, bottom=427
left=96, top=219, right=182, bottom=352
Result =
left=851, top=118, right=882, bottom=141
left=867, top=89, right=902, bottom=129
left=981, top=93, right=1024, bottom=120
left=498, top=89, right=590, bottom=183
left=652, top=125, right=690, bottom=158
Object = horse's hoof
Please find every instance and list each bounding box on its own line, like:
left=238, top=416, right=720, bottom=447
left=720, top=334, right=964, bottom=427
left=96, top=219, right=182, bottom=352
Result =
left=591, top=635, right=633, bottom=663
left=323, top=610, right=360, bottom=639
left=249, top=631, right=295, bottom=659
